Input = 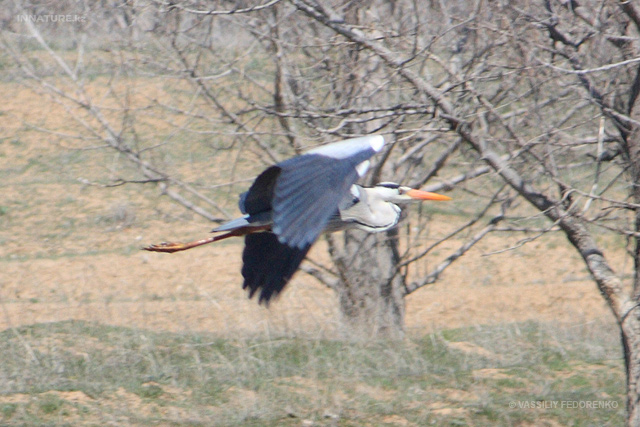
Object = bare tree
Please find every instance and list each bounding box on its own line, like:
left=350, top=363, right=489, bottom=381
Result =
left=225, top=1, right=501, bottom=339
left=283, top=0, right=640, bottom=423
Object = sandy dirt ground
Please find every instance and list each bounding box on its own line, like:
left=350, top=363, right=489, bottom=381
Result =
left=0, top=228, right=617, bottom=338
left=0, top=82, right=621, bottom=339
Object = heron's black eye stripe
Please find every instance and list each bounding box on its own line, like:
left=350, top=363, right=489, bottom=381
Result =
left=377, top=182, right=399, bottom=189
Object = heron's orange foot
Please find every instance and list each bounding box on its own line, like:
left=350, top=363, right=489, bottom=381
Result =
left=143, top=242, right=187, bottom=253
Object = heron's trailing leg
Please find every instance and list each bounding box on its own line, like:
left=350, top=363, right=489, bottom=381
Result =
left=144, top=232, right=236, bottom=253
left=143, top=225, right=271, bottom=253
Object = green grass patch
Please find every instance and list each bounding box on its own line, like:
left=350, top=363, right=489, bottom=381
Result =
left=0, top=320, right=625, bottom=426
left=0, top=403, right=17, bottom=418
left=38, top=393, right=64, bottom=414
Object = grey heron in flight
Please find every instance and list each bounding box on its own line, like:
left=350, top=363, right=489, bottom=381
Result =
left=145, top=135, right=451, bottom=304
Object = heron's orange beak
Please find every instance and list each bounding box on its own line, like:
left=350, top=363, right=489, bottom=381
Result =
left=406, top=189, right=452, bottom=201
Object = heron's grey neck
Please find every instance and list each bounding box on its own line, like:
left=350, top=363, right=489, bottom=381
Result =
left=334, top=186, right=401, bottom=233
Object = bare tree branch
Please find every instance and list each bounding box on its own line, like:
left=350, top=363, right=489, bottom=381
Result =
left=405, top=219, right=501, bottom=294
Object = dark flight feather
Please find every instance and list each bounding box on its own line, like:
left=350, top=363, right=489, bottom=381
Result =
left=240, top=166, right=281, bottom=215
left=241, top=232, right=311, bottom=304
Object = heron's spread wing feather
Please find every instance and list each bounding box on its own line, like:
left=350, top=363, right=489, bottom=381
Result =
left=307, top=135, right=384, bottom=159
left=272, top=150, right=375, bottom=249
left=240, top=166, right=281, bottom=215
left=241, top=233, right=311, bottom=304
left=238, top=192, right=249, bottom=215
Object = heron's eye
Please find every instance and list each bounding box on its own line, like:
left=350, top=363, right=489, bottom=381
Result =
left=397, top=188, right=405, bottom=195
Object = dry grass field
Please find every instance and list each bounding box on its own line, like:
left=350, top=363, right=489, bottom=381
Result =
left=0, top=81, right=627, bottom=425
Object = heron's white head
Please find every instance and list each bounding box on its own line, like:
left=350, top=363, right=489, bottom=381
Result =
left=373, top=182, right=452, bottom=203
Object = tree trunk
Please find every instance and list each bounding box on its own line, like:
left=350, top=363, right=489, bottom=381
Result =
left=622, top=312, right=640, bottom=426
left=624, top=83, right=640, bottom=427
left=332, top=230, right=406, bottom=340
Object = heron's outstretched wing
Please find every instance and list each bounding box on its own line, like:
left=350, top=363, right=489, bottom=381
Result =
left=272, top=135, right=384, bottom=249
left=237, top=135, right=384, bottom=303
left=241, top=232, right=311, bottom=304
